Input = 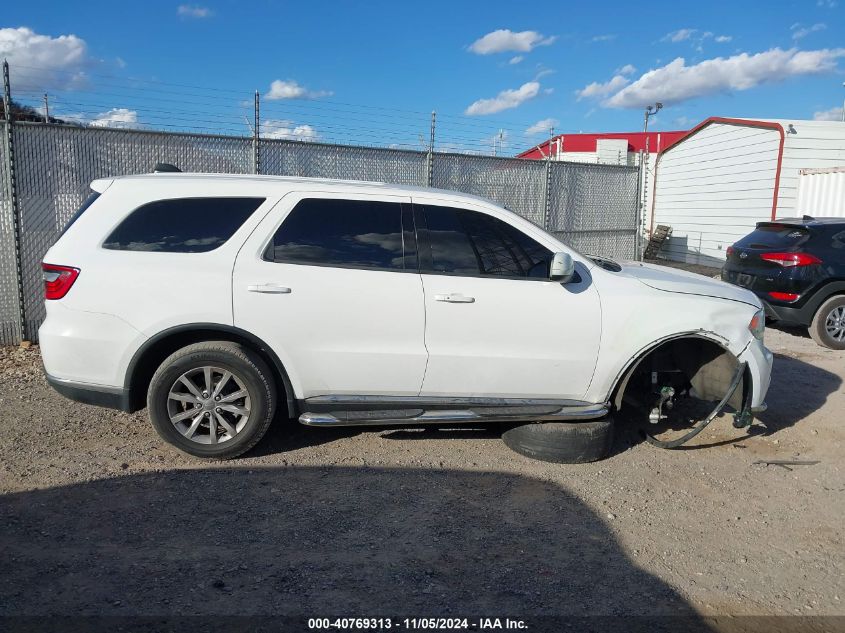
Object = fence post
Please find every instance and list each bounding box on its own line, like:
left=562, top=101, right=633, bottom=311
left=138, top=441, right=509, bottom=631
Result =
left=2, top=59, right=25, bottom=343
left=426, top=111, right=435, bottom=187
left=253, top=90, right=261, bottom=175
left=635, top=142, right=648, bottom=261
left=541, top=127, right=554, bottom=230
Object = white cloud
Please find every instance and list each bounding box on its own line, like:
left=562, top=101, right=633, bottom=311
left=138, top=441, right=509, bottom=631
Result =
left=615, top=64, right=637, bottom=75
left=575, top=74, right=630, bottom=101
left=715, top=35, right=732, bottom=43
left=464, top=81, right=541, bottom=115
left=89, top=108, right=139, bottom=129
left=265, top=79, right=333, bottom=100
left=468, top=29, right=556, bottom=55
left=261, top=119, right=318, bottom=141
left=591, top=34, right=616, bottom=43
left=813, top=106, right=844, bottom=121
left=600, top=47, right=845, bottom=109
left=791, top=23, right=826, bottom=41
left=817, top=0, right=837, bottom=7
left=0, top=27, right=91, bottom=91
left=177, top=5, right=213, bottom=18
left=663, top=28, right=697, bottom=43
left=509, top=55, right=524, bottom=65
left=525, top=118, right=559, bottom=135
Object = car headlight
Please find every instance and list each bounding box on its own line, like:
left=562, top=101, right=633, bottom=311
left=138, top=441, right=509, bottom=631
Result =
left=748, top=309, right=765, bottom=340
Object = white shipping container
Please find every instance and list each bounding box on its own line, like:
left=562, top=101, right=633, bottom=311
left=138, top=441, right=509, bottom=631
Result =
left=796, top=168, right=845, bottom=218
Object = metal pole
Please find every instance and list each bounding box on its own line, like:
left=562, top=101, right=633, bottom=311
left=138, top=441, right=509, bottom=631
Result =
left=426, top=111, right=435, bottom=187
left=43, top=93, right=49, bottom=123
left=253, top=90, right=260, bottom=175
left=635, top=137, right=651, bottom=261
left=2, top=60, right=26, bottom=342
left=542, top=126, right=554, bottom=230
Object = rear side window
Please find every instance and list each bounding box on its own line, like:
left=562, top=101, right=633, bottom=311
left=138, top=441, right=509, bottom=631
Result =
left=736, top=224, right=810, bottom=250
left=103, top=197, right=264, bottom=253
left=59, top=191, right=100, bottom=239
left=266, top=198, right=415, bottom=271
left=421, top=205, right=552, bottom=279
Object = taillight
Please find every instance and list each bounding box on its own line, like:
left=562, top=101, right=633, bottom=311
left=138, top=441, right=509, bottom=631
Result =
left=726, top=246, right=735, bottom=258
left=768, top=291, right=800, bottom=302
left=42, top=263, right=80, bottom=300
left=759, top=252, right=821, bottom=267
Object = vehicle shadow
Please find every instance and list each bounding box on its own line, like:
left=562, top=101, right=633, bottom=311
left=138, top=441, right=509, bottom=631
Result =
left=252, top=415, right=364, bottom=456
left=755, top=352, right=841, bottom=434
left=0, top=466, right=712, bottom=628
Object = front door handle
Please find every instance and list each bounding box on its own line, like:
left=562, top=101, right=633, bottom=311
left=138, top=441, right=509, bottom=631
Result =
left=247, top=283, right=291, bottom=294
left=434, top=293, right=475, bottom=303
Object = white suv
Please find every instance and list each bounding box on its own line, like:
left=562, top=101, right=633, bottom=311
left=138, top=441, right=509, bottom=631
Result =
left=40, top=172, right=772, bottom=461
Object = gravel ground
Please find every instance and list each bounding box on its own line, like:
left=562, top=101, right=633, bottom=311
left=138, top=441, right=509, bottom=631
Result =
left=0, top=326, right=843, bottom=622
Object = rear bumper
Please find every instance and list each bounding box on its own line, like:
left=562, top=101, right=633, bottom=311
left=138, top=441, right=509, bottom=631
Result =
left=45, top=374, right=132, bottom=412
left=760, top=298, right=814, bottom=327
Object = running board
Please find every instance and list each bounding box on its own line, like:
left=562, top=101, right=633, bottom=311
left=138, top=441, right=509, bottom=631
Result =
left=298, top=403, right=609, bottom=427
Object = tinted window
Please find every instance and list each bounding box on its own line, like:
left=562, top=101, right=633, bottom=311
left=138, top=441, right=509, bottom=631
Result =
left=423, top=206, right=552, bottom=278
left=736, top=224, right=810, bottom=250
left=103, top=197, right=264, bottom=253
left=267, top=198, right=415, bottom=270
left=60, top=191, right=100, bottom=239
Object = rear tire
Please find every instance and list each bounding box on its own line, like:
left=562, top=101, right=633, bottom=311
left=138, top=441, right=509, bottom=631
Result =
left=502, top=418, right=614, bottom=464
left=147, top=341, right=277, bottom=459
left=809, top=295, right=845, bottom=350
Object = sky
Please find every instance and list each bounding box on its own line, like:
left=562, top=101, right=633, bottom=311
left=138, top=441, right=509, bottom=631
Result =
left=1, top=0, right=844, bottom=155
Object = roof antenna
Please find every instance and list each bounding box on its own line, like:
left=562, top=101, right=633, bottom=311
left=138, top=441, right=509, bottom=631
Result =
left=153, top=163, right=181, bottom=173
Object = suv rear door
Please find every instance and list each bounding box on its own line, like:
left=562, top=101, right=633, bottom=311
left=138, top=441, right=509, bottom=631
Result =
left=232, top=192, right=427, bottom=399
left=414, top=201, right=602, bottom=400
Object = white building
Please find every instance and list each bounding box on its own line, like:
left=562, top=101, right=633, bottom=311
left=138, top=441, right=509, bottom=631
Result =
left=650, top=117, right=845, bottom=266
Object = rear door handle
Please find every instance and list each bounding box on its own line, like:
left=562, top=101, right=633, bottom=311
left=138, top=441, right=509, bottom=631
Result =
left=434, top=293, right=475, bottom=303
left=247, top=283, right=291, bottom=294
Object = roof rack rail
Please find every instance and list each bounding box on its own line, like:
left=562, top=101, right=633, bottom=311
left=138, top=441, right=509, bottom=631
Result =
left=153, top=163, right=181, bottom=173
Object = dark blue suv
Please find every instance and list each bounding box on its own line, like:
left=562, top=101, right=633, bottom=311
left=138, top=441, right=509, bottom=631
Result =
left=722, top=217, right=845, bottom=349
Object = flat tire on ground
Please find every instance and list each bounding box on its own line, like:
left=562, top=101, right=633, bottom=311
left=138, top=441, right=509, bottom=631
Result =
left=502, top=418, right=614, bottom=464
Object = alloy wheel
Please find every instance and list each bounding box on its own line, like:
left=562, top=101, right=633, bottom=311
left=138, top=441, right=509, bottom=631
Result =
left=167, top=366, right=251, bottom=444
left=825, top=306, right=845, bottom=343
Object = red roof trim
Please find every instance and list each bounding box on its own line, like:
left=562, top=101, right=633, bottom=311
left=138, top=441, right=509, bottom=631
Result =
left=517, top=130, right=688, bottom=159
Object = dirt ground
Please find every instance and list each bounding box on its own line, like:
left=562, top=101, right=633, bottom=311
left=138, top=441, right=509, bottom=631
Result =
left=0, top=322, right=843, bottom=624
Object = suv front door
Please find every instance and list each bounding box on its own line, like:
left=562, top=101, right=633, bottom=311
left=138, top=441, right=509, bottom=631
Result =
left=233, top=192, right=427, bottom=398
left=415, top=202, right=602, bottom=400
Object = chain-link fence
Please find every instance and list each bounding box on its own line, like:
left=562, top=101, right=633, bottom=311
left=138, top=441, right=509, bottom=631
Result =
left=547, top=161, right=640, bottom=257
left=0, top=122, right=23, bottom=344
left=0, top=122, right=639, bottom=345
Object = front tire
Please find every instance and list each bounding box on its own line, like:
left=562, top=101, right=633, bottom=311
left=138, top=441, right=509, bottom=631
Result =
left=147, top=341, right=277, bottom=459
left=809, top=295, right=845, bottom=350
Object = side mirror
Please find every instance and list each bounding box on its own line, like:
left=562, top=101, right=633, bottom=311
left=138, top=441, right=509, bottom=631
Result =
left=550, top=252, right=575, bottom=283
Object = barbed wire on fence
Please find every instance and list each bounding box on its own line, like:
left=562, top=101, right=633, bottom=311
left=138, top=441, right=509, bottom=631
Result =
left=5, top=62, right=561, bottom=156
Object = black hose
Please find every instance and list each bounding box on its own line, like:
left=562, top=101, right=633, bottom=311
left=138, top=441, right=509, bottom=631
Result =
left=644, top=362, right=747, bottom=449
